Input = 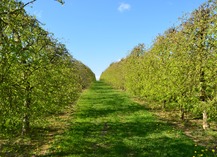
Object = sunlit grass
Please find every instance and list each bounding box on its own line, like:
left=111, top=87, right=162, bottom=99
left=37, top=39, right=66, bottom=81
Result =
left=44, top=81, right=216, bottom=157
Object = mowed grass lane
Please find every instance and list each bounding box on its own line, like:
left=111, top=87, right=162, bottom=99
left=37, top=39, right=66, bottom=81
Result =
left=44, top=81, right=207, bottom=157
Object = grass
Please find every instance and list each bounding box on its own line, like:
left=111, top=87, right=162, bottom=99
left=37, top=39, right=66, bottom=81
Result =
left=41, top=81, right=216, bottom=157
left=133, top=98, right=217, bottom=150
left=0, top=104, right=74, bottom=156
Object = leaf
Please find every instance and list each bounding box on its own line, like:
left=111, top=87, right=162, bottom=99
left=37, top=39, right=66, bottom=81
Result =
left=56, top=0, right=65, bottom=5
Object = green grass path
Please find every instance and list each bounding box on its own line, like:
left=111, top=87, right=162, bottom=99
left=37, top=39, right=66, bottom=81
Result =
left=44, top=81, right=207, bottom=157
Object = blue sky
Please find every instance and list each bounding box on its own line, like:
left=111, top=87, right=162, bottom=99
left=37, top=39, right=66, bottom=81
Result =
left=22, top=0, right=206, bottom=79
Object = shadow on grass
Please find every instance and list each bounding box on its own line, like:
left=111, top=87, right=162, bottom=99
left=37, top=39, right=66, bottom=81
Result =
left=0, top=125, right=64, bottom=157
left=39, top=81, right=208, bottom=157
left=0, top=108, right=73, bottom=157
left=41, top=121, right=199, bottom=157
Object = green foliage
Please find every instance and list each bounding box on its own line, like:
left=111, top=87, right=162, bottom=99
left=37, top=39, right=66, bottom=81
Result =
left=101, top=0, right=217, bottom=124
left=75, top=60, right=96, bottom=89
left=56, top=0, right=65, bottom=5
left=0, top=0, right=95, bottom=136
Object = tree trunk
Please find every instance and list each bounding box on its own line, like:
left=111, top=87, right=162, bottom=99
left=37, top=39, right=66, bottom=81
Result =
left=203, top=110, right=209, bottom=130
left=22, top=81, right=31, bottom=135
left=200, top=71, right=209, bottom=130
left=22, top=110, right=30, bottom=135
left=180, top=108, right=185, bottom=120
left=162, top=100, right=166, bottom=110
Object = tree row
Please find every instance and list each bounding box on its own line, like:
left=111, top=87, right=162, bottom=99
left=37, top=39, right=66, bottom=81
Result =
left=101, top=0, right=217, bottom=129
left=0, top=0, right=95, bottom=136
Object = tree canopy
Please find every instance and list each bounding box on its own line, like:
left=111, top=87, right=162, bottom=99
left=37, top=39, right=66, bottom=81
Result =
left=0, top=0, right=95, bottom=136
left=101, top=0, right=217, bottom=129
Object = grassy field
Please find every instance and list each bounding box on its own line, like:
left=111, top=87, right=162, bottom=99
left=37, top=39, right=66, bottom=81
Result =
left=41, top=81, right=215, bottom=157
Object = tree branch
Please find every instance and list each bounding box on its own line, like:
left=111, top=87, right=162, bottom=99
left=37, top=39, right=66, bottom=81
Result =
left=0, top=0, right=37, bottom=16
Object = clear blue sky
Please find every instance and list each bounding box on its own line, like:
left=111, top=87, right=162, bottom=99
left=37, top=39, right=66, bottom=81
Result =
left=22, top=0, right=206, bottom=79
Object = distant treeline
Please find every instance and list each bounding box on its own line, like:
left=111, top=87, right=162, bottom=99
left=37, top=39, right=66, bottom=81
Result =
left=101, top=0, right=217, bottom=129
left=0, top=0, right=95, bottom=136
